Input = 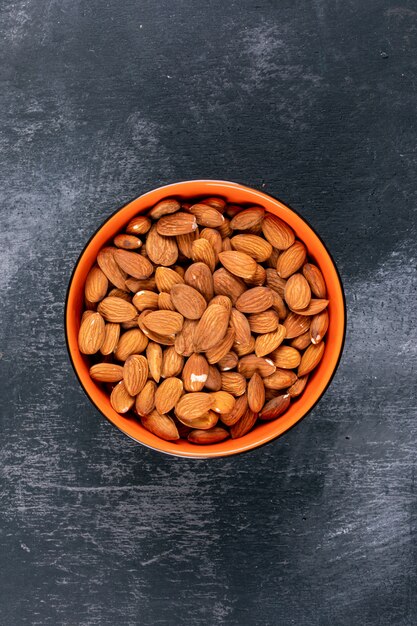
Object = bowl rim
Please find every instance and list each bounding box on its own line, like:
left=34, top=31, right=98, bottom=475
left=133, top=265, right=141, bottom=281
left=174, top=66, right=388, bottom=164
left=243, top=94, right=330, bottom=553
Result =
left=65, top=179, right=346, bottom=459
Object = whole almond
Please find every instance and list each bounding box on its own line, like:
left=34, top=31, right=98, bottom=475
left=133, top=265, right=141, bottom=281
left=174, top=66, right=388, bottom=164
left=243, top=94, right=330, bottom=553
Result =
left=182, top=353, right=209, bottom=391
left=211, top=391, right=236, bottom=414
left=188, top=426, right=228, bottom=444
left=199, top=228, right=223, bottom=260
left=209, top=295, right=232, bottom=310
left=193, top=304, right=230, bottom=352
left=132, top=290, right=159, bottom=311
left=255, top=325, right=286, bottom=357
left=290, top=331, right=311, bottom=350
left=248, top=372, right=265, bottom=412
left=170, top=284, right=207, bottom=320
left=146, top=341, right=163, bottom=382
left=176, top=231, right=198, bottom=258
left=123, top=354, right=148, bottom=395
left=231, top=234, right=272, bottom=262
left=218, top=251, right=257, bottom=280
left=141, top=410, right=180, bottom=441
left=155, top=266, right=184, bottom=292
left=179, top=410, right=219, bottom=430
left=290, top=299, right=329, bottom=316
left=298, top=342, right=325, bottom=377
left=288, top=375, right=309, bottom=398
left=184, top=262, right=214, bottom=301
left=161, top=346, right=184, bottom=378
left=263, top=369, right=297, bottom=390
left=259, top=394, right=290, bottom=420
left=230, top=408, right=258, bottom=438
left=148, top=198, right=180, bottom=219
left=230, top=308, right=252, bottom=346
left=142, top=310, right=184, bottom=335
left=110, top=381, right=135, bottom=413
left=90, top=363, right=124, bottom=382
left=108, top=288, right=132, bottom=302
left=200, top=197, right=226, bottom=211
left=125, top=276, right=157, bottom=292
left=271, top=346, right=301, bottom=369
left=98, top=297, right=138, bottom=323
left=249, top=310, right=279, bottom=334
left=115, top=328, right=148, bottom=361
left=100, top=322, right=121, bottom=355
left=266, top=268, right=287, bottom=297
left=276, top=241, right=307, bottom=278
left=78, top=312, right=105, bottom=354
left=261, top=214, right=295, bottom=250
left=191, top=238, right=216, bottom=272
left=204, top=365, right=222, bottom=391
left=176, top=392, right=214, bottom=421
left=205, top=328, right=235, bottom=364
left=221, top=372, right=246, bottom=396
left=126, top=215, right=151, bottom=235
left=230, top=206, right=265, bottom=230
left=283, top=312, right=311, bottom=338
left=146, top=224, right=178, bottom=266
left=238, top=354, right=276, bottom=378
left=233, top=336, right=256, bottom=357
left=156, top=212, right=198, bottom=236
left=158, top=292, right=175, bottom=311
left=155, top=377, right=184, bottom=414
left=284, top=273, right=311, bottom=310
left=174, top=319, right=198, bottom=356
left=235, top=287, right=274, bottom=314
left=218, top=351, right=238, bottom=371
left=189, top=203, right=224, bottom=227
left=135, top=380, right=157, bottom=416
left=97, top=247, right=127, bottom=290
left=213, top=268, right=246, bottom=304
left=114, top=234, right=142, bottom=250
left=113, top=249, right=153, bottom=280
left=85, top=265, right=108, bottom=303
left=302, top=263, right=327, bottom=298
left=220, top=393, right=248, bottom=426
left=310, top=310, right=329, bottom=344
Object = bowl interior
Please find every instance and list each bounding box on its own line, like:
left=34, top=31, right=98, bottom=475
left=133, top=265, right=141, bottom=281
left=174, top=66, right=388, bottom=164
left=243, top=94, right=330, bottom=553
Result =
left=66, top=180, right=345, bottom=458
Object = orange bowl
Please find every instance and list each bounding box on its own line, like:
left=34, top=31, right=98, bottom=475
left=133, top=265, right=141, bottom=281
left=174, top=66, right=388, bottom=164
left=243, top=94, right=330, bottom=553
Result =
left=65, top=180, right=346, bottom=458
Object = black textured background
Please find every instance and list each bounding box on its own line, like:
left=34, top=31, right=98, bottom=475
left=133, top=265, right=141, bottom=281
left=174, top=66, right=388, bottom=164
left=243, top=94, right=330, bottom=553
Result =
left=1, top=1, right=417, bottom=625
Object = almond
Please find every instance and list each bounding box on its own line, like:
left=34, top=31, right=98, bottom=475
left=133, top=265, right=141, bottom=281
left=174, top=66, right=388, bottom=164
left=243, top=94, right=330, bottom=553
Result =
left=230, top=206, right=265, bottom=230
left=158, top=292, right=175, bottom=311
left=126, top=215, right=151, bottom=235
left=222, top=236, right=233, bottom=251
left=209, top=295, right=232, bottom=310
left=245, top=263, right=266, bottom=286
left=210, top=391, right=236, bottom=414
left=175, top=392, right=214, bottom=421
left=193, top=304, right=230, bottom=352
left=176, top=231, right=198, bottom=258
left=290, top=299, right=329, bottom=316
left=204, top=365, right=222, bottom=391
left=221, top=372, right=246, bottom=396
left=213, top=268, right=246, bottom=304
left=218, top=251, right=257, bottom=280
left=230, top=408, right=258, bottom=438
left=142, top=310, right=184, bottom=335
left=310, top=310, right=329, bottom=344
left=266, top=268, right=286, bottom=297
left=261, top=214, right=295, bottom=250
left=174, top=319, right=198, bottom=356
left=85, top=265, right=108, bottom=302
left=155, top=377, right=184, bottom=413
left=247, top=372, right=265, bottom=412
left=125, top=276, right=157, bottom=292
left=156, top=212, right=198, bottom=236
left=259, top=394, right=290, bottom=420
left=298, top=342, right=325, bottom=377
left=114, top=234, right=142, bottom=250
left=283, top=312, right=311, bottom=338
left=200, top=196, right=227, bottom=211
left=182, top=353, right=209, bottom=391
left=100, top=323, right=121, bottom=355
left=229, top=308, right=252, bottom=346
left=288, top=375, right=309, bottom=398
left=90, top=363, right=124, bottom=382
left=220, top=393, right=248, bottom=426
left=78, top=312, right=105, bottom=354
left=113, top=249, right=153, bottom=280
left=205, top=328, right=235, bottom=364
left=146, top=224, right=178, bottom=266
left=266, top=248, right=281, bottom=269
left=108, top=288, right=132, bottom=302
left=161, top=346, right=184, bottom=378
left=170, top=284, right=207, bottom=320
left=284, top=273, right=311, bottom=310
left=276, top=241, right=307, bottom=278
left=271, top=346, right=301, bottom=369
left=121, top=316, right=140, bottom=330
left=248, top=310, right=279, bottom=334
left=146, top=341, right=163, bottom=382
left=302, top=263, right=327, bottom=298
left=189, top=203, right=224, bottom=227
left=255, top=325, right=286, bottom=357
left=179, top=410, right=219, bottom=430
left=135, top=380, right=156, bottom=416
left=199, top=228, right=223, bottom=260
left=132, top=290, right=159, bottom=311
left=141, top=410, right=180, bottom=440
left=238, top=354, right=276, bottom=378
left=115, top=328, right=148, bottom=361
left=231, top=234, right=272, bottom=262
left=184, top=262, right=214, bottom=301
left=263, top=369, right=297, bottom=390
left=110, top=381, right=135, bottom=413
left=123, top=354, right=148, bottom=395
left=235, top=287, right=274, bottom=314
left=81, top=310, right=95, bottom=323
left=218, top=351, right=238, bottom=371
left=191, top=238, right=216, bottom=272
left=188, top=426, right=228, bottom=444
left=155, top=266, right=184, bottom=292
left=233, top=336, right=256, bottom=357
left=270, top=290, right=287, bottom=318
left=290, top=331, right=311, bottom=350
left=148, top=198, right=181, bottom=219
left=97, top=247, right=127, bottom=290
left=97, top=297, right=138, bottom=322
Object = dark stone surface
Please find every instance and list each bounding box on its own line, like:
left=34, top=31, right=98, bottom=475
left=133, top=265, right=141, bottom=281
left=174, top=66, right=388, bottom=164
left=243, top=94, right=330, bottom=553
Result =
left=1, top=1, right=416, bottom=624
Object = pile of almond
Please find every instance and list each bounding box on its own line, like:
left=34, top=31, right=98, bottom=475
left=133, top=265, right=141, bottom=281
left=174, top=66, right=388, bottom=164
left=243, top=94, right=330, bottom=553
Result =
left=78, top=196, right=329, bottom=445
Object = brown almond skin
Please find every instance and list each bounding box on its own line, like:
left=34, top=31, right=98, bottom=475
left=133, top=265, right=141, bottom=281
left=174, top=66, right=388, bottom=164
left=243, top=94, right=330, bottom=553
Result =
left=248, top=310, right=279, bottom=334
left=235, top=287, right=274, bottom=314
left=97, top=297, right=138, bottom=323
left=209, top=295, right=233, bottom=310
left=218, top=251, right=258, bottom=280
left=210, top=391, right=236, bottom=414
left=261, top=214, right=295, bottom=250
left=188, top=427, right=229, bottom=444
left=141, top=410, right=180, bottom=441
left=156, top=212, right=198, bottom=236
left=238, top=354, right=276, bottom=378
left=161, top=346, right=184, bottom=378
left=175, top=393, right=214, bottom=421
left=270, top=346, right=301, bottom=369
left=220, top=394, right=248, bottom=426
left=123, top=354, right=148, bottom=396
left=78, top=312, right=105, bottom=354
left=230, top=308, right=252, bottom=346
left=90, top=363, right=124, bottom=383
left=221, top=371, right=246, bottom=396
left=310, top=310, right=329, bottom=344
left=193, top=304, right=230, bottom=352
left=259, top=394, right=291, bottom=420
left=230, top=408, right=258, bottom=438
left=155, top=377, right=184, bottom=414
left=142, top=310, right=184, bottom=335
left=184, top=262, right=214, bottom=302
left=110, top=381, right=135, bottom=414
left=290, top=331, right=311, bottom=350
left=284, top=273, right=311, bottom=310
left=100, top=322, right=121, bottom=355
left=302, top=263, right=327, bottom=298
left=132, top=290, right=159, bottom=311
left=115, top=328, right=148, bottom=361
left=298, top=342, right=325, bottom=377
left=146, top=224, right=178, bottom=266
left=146, top=341, right=163, bottom=382
left=85, top=265, right=108, bottom=303
left=182, top=354, right=209, bottom=392
left=155, top=266, right=184, bottom=292
left=213, top=268, right=246, bottom=304
left=189, top=203, right=225, bottom=228
left=97, top=247, right=127, bottom=290
left=170, top=284, right=207, bottom=320
left=204, top=365, right=223, bottom=391
left=255, top=325, right=286, bottom=357
left=263, top=369, right=297, bottom=390
left=218, top=351, right=239, bottom=371
left=158, top=292, right=175, bottom=311
left=148, top=198, right=181, bottom=219
left=179, top=410, right=219, bottom=429
left=135, top=380, right=157, bottom=416
left=191, top=238, right=216, bottom=272
left=125, top=276, right=157, bottom=292
left=245, top=264, right=266, bottom=287
left=233, top=336, right=256, bottom=357
left=114, top=249, right=153, bottom=280
left=175, top=319, right=198, bottom=357
left=247, top=372, right=265, bottom=413
left=290, top=299, right=329, bottom=316
left=176, top=231, right=198, bottom=258
left=126, top=216, right=151, bottom=235
left=276, top=241, right=307, bottom=278
left=114, top=234, right=142, bottom=250
left=200, top=197, right=227, bottom=212
left=199, top=228, right=223, bottom=260
left=288, top=375, right=309, bottom=398
left=266, top=268, right=287, bottom=297
left=205, top=328, right=235, bottom=364
left=230, top=207, right=265, bottom=230
left=283, top=312, right=311, bottom=339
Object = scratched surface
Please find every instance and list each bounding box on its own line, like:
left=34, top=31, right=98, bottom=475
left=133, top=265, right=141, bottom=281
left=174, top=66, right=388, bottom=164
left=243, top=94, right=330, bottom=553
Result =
left=1, top=0, right=417, bottom=624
